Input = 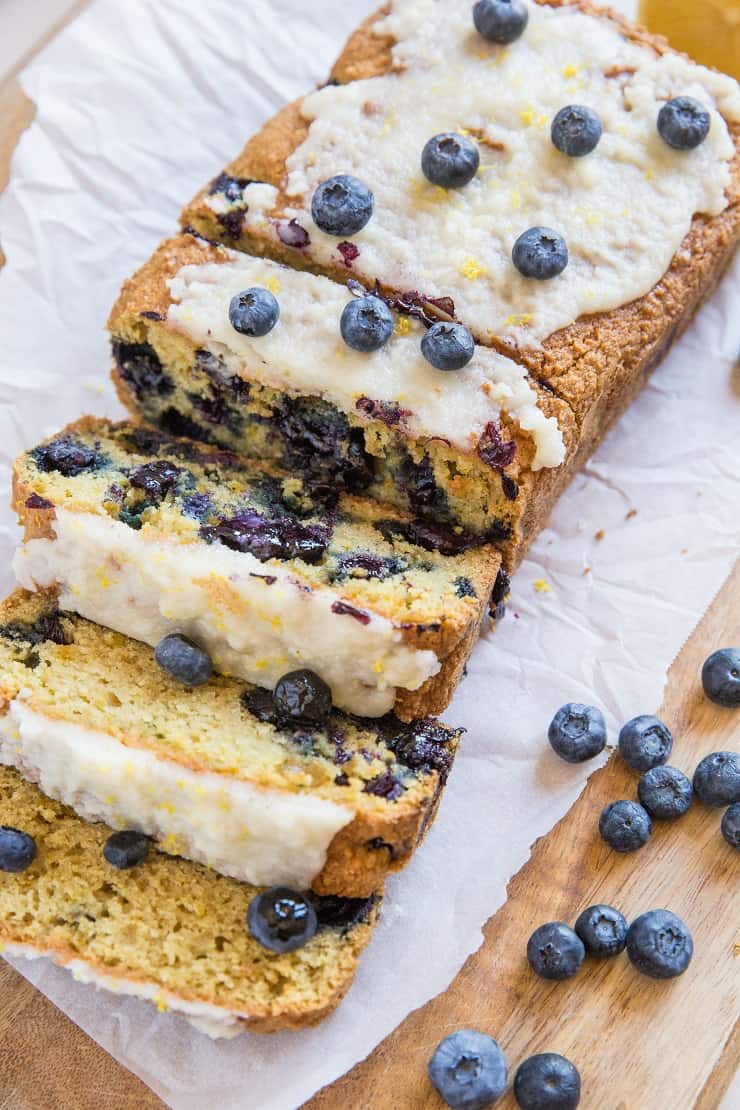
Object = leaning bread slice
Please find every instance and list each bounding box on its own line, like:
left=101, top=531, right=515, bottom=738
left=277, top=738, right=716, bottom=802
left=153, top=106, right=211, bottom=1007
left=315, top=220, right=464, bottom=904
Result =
left=12, top=418, right=501, bottom=722
left=107, top=231, right=573, bottom=560
left=0, top=765, right=379, bottom=1035
left=0, top=590, right=461, bottom=896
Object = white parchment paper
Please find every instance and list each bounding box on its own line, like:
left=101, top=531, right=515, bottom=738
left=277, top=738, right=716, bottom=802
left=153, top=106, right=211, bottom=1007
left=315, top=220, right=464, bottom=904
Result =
left=0, top=1, right=738, bottom=1107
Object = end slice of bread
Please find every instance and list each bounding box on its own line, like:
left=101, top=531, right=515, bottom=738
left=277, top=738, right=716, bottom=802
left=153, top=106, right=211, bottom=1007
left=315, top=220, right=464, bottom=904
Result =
left=0, top=765, right=379, bottom=1035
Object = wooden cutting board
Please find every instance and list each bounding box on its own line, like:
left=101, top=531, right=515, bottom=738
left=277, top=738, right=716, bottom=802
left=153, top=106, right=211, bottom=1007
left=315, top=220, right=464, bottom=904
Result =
left=0, top=24, right=738, bottom=1110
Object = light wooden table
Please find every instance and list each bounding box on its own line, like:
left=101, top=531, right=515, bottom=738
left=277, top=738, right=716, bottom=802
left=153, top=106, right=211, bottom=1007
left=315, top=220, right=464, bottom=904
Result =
left=0, top=11, right=738, bottom=1109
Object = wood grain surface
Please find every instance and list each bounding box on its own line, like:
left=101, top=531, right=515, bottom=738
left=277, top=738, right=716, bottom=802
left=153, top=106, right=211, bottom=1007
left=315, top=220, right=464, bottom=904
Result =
left=0, top=16, right=738, bottom=1110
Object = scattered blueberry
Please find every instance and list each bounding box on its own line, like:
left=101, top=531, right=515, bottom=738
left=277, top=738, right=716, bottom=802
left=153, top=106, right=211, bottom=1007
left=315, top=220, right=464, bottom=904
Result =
left=155, top=633, right=213, bottom=687
left=637, top=765, right=692, bottom=820
left=626, top=909, right=693, bottom=979
left=473, top=0, right=529, bottom=44
left=103, top=830, right=150, bottom=870
left=311, top=174, right=374, bottom=237
left=421, top=322, right=475, bottom=371
left=548, top=703, right=607, bottom=763
left=574, top=903, right=628, bottom=957
left=701, top=648, right=740, bottom=708
left=721, top=803, right=740, bottom=849
left=692, top=751, right=740, bottom=806
left=527, top=921, right=585, bottom=980
left=340, top=296, right=394, bottom=352
left=421, top=132, right=480, bottom=189
left=599, top=800, right=652, bottom=852
left=428, top=1029, right=508, bottom=1109
left=273, top=668, right=333, bottom=727
left=247, top=886, right=318, bottom=953
left=551, top=105, right=602, bottom=157
left=514, top=1053, right=581, bottom=1109
left=228, top=287, right=280, bottom=337
left=618, top=715, right=673, bottom=772
left=33, top=437, right=103, bottom=477
left=657, top=96, right=711, bottom=150
left=0, top=826, right=37, bottom=872
left=512, top=228, right=568, bottom=280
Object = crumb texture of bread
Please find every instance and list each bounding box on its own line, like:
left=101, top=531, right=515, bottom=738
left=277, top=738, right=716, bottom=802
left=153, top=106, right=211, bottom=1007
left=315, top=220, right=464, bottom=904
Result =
left=0, top=765, right=379, bottom=1032
left=12, top=418, right=501, bottom=721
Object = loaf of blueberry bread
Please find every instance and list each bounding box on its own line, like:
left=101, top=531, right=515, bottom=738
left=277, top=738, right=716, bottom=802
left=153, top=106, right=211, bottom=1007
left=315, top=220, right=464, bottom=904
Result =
left=107, top=231, right=574, bottom=561
left=181, top=0, right=740, bottom=536
left=0, top=589, right=462, bottom=897
left=12, top=418, right=503, bottom=722
left=0, top=764, right=379, bottom=1035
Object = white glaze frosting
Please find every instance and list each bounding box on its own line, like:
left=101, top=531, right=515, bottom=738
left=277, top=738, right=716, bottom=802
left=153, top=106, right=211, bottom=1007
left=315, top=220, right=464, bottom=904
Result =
left=167, top=253, right=565, bottom=468
left=12, top=508, right=440, bottom=717
left=240, top=0, right=740, bottom=347
left=0, top=697, right=353, bottom=888
left=2, top=943, right=246, bottom=1038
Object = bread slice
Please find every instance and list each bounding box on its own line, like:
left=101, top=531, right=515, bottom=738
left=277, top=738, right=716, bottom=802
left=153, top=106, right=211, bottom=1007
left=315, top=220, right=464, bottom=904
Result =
left=0, top=764, right=379, bottom=1035
left=0, top=589, right=461, bottom=897
left=12, top=417, right=502, bottom=722
left=107, top=231, right=575, bottom=563
left=181, top=0, right=740, bottom=557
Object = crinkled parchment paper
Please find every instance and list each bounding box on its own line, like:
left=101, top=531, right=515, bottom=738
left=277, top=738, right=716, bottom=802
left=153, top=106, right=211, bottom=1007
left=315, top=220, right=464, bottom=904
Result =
left=0, top=1, right=738, bottom=1107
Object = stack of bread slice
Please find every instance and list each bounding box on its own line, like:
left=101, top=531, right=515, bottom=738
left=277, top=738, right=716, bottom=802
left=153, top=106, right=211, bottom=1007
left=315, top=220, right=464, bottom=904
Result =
left=2, top=0, right=738, bottom=1037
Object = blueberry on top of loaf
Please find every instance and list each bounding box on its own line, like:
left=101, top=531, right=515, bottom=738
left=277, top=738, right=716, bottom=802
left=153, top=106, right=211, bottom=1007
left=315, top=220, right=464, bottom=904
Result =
left=0, top=590, right=461, bottom=894
left=0, top=764, right=379, bottom=1035
left=14, top=418, right=501, bottom=719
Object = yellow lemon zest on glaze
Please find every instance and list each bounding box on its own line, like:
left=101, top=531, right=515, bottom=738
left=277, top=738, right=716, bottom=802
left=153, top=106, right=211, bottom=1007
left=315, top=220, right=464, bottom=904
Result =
left=533, top=578, right=552, bottom=594
left=394, top=316, right=411, bottom=336
left=265, top=276, right=280, bottom=295
left=563, top=63, right=579, bottom=78
left=459, top=257, right=488, bottom=280
left=520, top=107, right=535, bottom=126
left=372, top=659, right=385, bottom=674
left=505, top=313, right=533, bottom=327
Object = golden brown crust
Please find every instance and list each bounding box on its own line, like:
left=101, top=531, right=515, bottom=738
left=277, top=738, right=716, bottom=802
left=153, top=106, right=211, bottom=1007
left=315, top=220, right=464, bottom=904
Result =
left=180, top=0, right=740, bottom=571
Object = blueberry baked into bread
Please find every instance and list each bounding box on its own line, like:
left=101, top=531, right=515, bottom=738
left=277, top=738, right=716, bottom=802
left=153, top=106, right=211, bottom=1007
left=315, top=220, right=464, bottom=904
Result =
left=0, top=765, right=379, bottom=1035
left=182, top=0, right=740, bottom=520
left=12, top=417, right=502, bottom=720
left=0, top=589, right=461, bottom=896
left=107, top=231, right=574, bottom=561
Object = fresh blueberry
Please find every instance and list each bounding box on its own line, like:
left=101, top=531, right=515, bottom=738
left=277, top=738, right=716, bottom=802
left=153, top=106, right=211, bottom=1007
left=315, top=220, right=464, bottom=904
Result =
left=512, top=228, right=568, bottom=280
left=692, top=751, right=740, bottom=806
left=340, top=296, right=394, bottom=352
left=721, top=803, right=740, bottom=848
left=514, top=1053, right=581, bottom=1109
left=574, top=903, right=628, bottom=957
left=626, top=909, right=693, bottom=979
left=155, top=633, right=213, bottom=687
left=637, top=765, right=692, bottom=820
left=551, top=105, right=602, bottom=157
left=701, top=648, right=740, bottom=708
left=547, top=703, right=607, bottom=763
left=0, top=826, right=37, bottom=872
left=421, top=322, right=475, bottom=371
left=311, top=174, right=374, bottom=237
left=247, top=886, right=317, bottom=953
left=228, top=287, right=280, bottom=337
left=33, top=438, right=103, bottom=477
left=527, top=922, right=585, bottom=980
left=473, top=0, right=529, bottom=44
left=599, top=800, right=652, bottom=852
left=618, top=715, right=673, bottom=772
left=273, top=668, right=333, bottom=727
left=428, top=1029, right=508, bottom=1109
left=657, top=96, right=711, bottom=150
left=103, top=830, right=150, bottom=870
left=421, top=132, right=480, bottom=189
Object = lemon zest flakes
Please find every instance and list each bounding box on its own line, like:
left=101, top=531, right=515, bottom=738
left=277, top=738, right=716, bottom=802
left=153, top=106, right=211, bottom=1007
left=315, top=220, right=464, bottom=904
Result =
left=563, top=63, right=579, bottom=78
left=394, top=316, right=411, bottom=337
left=533, top=578, right=552, bottom=594
left=505, top=313, right=533, bottom=327
left=265, top=276, right=280, bottom=295
left=459, top=257, right=488, bottom=280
